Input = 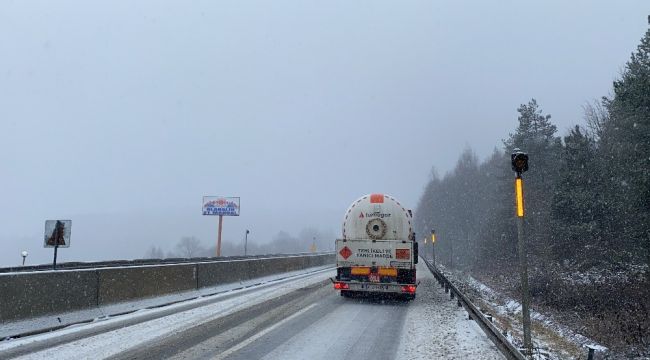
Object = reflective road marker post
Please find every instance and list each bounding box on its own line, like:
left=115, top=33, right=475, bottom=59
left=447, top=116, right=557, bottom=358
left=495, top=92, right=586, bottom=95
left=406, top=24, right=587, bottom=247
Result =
left=511, top=148, right=532, bottom=354
left=430, top=229, right=436, bottom=267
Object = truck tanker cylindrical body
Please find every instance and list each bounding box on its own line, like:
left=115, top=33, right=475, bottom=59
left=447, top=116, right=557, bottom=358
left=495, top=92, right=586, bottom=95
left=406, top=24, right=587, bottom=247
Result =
left=334, top=194, right=418, bottom=300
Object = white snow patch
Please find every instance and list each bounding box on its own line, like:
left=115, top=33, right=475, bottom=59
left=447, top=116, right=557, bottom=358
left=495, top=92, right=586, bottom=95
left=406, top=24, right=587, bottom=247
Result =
left=396, top=263, right=505, bottom=359
left=1, top=265, right=333, bottom=339
left=1, top=267, right=335, bottom=360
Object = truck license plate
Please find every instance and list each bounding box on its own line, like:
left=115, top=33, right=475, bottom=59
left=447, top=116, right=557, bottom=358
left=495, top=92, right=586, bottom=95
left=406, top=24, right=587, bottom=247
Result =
left=359, top=284, right=390, bottom=291
left=368, top=274, right=380, bottom=283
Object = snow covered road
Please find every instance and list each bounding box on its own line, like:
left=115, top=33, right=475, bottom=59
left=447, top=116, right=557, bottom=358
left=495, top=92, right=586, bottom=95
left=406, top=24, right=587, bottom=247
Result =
left=2, top=262, right=504, bottom=360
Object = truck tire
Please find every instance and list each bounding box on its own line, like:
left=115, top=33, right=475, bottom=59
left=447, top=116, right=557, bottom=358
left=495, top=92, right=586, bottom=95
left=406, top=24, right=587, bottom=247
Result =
left=402, top=294, right=415, bottom=301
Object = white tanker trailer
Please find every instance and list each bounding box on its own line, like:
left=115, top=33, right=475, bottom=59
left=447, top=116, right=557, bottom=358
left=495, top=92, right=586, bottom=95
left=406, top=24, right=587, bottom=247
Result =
left=333, top=194, right=419, bottom=300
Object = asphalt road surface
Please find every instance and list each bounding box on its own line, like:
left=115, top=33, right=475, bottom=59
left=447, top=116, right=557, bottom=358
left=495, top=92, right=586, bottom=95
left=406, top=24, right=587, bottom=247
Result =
left=6, top=263, right=503, bottom=360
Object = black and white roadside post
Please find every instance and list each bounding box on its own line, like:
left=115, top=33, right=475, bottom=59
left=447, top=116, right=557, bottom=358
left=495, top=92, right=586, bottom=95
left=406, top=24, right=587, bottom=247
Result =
left=21, top=250, right=28, bottom=266
left=430, top=229, right=436, bottom=267
left=44, top=220, right=71, bottom=270
left=511, top=148, right=532, bottom=354
left=244, top=229, right=250, bottom=256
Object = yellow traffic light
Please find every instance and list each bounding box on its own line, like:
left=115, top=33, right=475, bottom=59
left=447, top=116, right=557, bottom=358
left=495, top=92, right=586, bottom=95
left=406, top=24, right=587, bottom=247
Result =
left=515, top=177, right=524, bottom=217
left=431, top=233, right=436, bottom=243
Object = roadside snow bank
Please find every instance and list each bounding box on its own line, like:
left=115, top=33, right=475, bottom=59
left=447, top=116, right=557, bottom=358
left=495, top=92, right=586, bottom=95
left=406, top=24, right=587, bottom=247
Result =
left=397, top=262, right=504, bottom=359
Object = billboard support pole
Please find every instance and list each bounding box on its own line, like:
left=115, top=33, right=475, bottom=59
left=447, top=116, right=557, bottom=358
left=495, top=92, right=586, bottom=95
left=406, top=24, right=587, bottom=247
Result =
left=217, top=215, right=223, bottom=257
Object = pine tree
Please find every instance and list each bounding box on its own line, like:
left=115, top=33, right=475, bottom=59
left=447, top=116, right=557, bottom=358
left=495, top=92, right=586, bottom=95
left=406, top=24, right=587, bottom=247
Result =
left=551, top=126, right=603, bottom=260
left=599, top=28, right=650, bottom=258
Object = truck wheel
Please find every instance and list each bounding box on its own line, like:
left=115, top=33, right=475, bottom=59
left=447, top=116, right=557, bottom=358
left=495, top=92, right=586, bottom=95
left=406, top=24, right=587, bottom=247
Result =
left=402, top=294, right=415, bottom=301
left=341, top=291, right=353, bottom=298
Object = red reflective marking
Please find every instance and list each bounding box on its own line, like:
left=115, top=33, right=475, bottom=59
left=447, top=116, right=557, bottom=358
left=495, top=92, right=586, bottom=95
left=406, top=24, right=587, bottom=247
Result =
left=396, top=249, right=410, bottom=260
left=339, top=246, right=352, bottom=260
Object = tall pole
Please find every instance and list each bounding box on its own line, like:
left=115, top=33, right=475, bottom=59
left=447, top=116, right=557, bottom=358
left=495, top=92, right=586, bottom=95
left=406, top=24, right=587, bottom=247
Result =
left=511, top=148, right=531, bottom=354
left=217, top=215, right=223, bottom=257
left=244, top=229, right=249, bottom=256
left=516, top=175, right=532, bottom=353
left=449, top=237, right=453, bottom=269
left=430, top=229, right=436, bottom=267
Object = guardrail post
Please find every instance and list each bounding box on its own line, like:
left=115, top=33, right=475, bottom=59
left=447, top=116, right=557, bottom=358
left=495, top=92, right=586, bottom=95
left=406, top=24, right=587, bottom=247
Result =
left=444, top=283, right=449, bottom=293
left=457, top=299, right=462, bottom=307
left=587, top=346, right=595, bottom=360
left=450, top=291, right=455, bottom=299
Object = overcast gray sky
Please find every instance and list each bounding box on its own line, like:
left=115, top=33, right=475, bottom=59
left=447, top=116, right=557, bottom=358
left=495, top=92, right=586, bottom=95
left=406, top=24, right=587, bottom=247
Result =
left=1, top=1, right=648, bottom=266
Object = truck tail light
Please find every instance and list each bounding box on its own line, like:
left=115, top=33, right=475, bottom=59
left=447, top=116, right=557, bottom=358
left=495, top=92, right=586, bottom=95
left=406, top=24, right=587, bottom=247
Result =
left=334, top=282, right=350, bottom=290
left=401, top=285, right=416, bottom=293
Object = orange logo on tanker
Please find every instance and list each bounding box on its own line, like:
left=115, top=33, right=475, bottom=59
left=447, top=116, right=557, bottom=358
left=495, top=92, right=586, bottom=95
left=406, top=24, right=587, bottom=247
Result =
left=339, top=246, right=352, bottom=260
left=370, top=194, right=384, bottom=203
left=396, top=249, right=410, bottom=260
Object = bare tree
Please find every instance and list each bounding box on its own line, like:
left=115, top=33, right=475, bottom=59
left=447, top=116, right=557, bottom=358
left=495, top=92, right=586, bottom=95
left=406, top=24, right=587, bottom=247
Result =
left=175, top=236, right=206, bottom=258
left=145, top=245, right=165, bottom=259
left=583, top=98, right=608, bottom=141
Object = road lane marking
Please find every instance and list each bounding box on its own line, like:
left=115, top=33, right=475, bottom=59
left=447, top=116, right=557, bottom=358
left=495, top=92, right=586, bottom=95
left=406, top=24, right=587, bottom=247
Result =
left=213, top=303, right=318, bottom=360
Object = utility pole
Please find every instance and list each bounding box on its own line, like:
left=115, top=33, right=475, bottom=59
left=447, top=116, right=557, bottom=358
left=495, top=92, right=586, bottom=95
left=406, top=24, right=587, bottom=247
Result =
left=449, top=233, right=453, bottom=269
left=244, top=229, right=250, bottom=256
left=512, top=148, right=532, bottom=354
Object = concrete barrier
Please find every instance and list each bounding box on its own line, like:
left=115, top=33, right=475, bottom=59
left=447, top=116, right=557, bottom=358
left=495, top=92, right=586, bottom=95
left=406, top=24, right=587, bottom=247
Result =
left=197, top=260, right=248, bottom=288
left=97, top=264, right=197, bottom=305
left=0, top=253, right=334, bottom=327
left=0, top=270, right=98, bottom=323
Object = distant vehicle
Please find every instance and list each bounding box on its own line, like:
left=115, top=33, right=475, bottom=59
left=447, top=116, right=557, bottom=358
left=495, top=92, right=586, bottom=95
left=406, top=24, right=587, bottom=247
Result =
left=333, top=194, right=418, bottom=300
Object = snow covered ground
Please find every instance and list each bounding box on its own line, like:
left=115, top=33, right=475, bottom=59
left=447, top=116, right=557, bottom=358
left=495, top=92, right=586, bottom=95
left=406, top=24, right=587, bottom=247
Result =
left=2, top=262, right=512, bottom=360
left=0, top=267, right=335, bottom=359
left=1, top=264, right=333, bottom=340
left=396, top=262, right=504, bottom=359
left=442, top=267, right=609, bottom=359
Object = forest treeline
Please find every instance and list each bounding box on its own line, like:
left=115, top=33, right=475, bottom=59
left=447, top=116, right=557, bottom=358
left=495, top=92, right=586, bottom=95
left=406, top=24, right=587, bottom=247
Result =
left=145, top=227, right=335, bottom=259
left=414, top=27, right=649, bottom=353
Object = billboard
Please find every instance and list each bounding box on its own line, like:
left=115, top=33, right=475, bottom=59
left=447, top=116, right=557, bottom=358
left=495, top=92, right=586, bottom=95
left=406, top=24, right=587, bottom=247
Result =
left=202, top=196, right=240, bottom=216
left=44, top=220, right=71, bottom=248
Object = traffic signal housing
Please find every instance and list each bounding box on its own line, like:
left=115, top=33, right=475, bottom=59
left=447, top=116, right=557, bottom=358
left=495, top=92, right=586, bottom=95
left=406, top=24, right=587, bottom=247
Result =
left=511, top=149, right=529, bottom=174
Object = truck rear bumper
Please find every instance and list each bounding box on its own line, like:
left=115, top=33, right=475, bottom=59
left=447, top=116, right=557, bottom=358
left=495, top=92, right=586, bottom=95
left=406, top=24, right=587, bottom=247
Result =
left=333, top=280, right=416, bottom=294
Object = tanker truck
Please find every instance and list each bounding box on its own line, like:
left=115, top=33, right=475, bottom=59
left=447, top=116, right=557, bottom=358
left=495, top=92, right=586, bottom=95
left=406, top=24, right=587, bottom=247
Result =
left=333, top=193, right=419, bottom=300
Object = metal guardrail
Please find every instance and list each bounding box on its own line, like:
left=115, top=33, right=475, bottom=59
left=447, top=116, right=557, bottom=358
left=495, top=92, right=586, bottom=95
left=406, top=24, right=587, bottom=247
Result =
left=0, top=252, right=334, bottom=273
left=422, top=257, right=527, bottom=360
